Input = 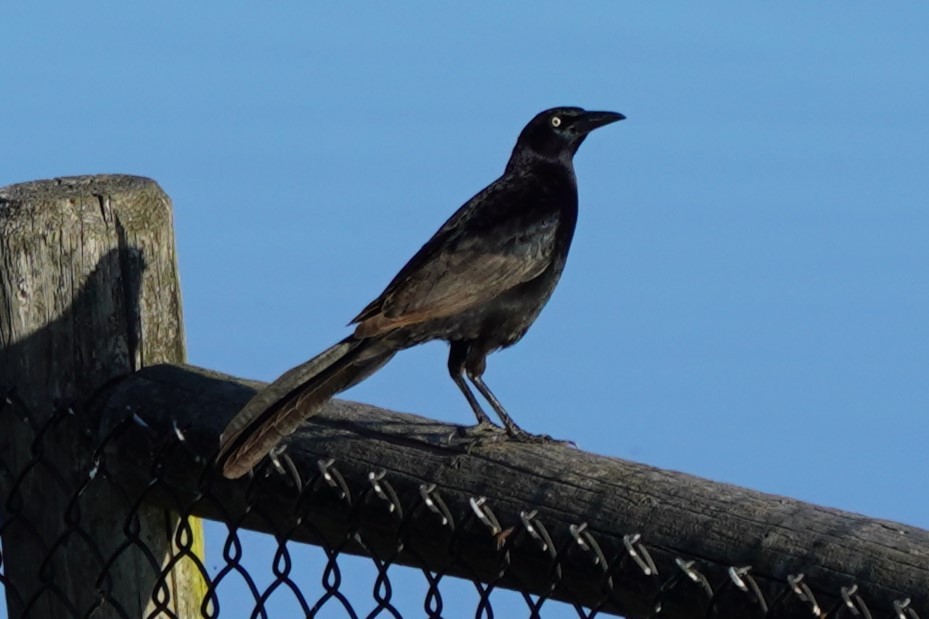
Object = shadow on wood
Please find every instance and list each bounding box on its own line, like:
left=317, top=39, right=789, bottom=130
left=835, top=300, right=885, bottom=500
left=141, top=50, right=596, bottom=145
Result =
left=0, top=175, right=204, bottom=619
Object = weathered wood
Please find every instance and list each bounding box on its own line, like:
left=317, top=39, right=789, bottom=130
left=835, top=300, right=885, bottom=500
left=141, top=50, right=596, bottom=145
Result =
left=99, top=363, right=928, bottom=618
left=0, top=176, right=206, bottom=618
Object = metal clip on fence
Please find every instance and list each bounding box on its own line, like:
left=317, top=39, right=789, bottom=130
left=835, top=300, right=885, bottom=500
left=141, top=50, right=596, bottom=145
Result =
left=469, top=497, right=501, bottom=536
left=650, top=557, right=714, bottom=618
left=171, top=419, right=186, bottom=443
left=418, top=483, right=454, bottom=530
left=517, top=510, right=562, bottom=598
left=88, top=412, right=140, bottom=482
left=569, top=523, right=607, bottom=570
left=894, top=597, right=921, bottom=619
left=622, top=533, right=657, bottom=577
left=675, top=558, right=713, bottom=599
left=315, top=458, right=351, bottom=505
left=368, top=469, right=402, bottom=519
left=727, top=565, right=768, bottom=613
left=519, top=510, right=553, bottom=554
left=2, top=389, right=36, bottom=430
left=569, top=522, right=590, bottom=551
left=788, top=573, right=824, bottom=617
left=653, top=557, right=713, bottom=615
left=826, top=584, right=871, bottom=619
left=267, top=443, right=289, bottom=475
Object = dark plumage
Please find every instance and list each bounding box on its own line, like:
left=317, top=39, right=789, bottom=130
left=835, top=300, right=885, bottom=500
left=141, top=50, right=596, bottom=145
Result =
left=218, top=106, right=624, bottom=478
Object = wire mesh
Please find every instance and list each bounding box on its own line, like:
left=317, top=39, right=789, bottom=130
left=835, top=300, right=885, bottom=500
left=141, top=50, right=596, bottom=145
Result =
left=0, top=387, right=924, bottom=619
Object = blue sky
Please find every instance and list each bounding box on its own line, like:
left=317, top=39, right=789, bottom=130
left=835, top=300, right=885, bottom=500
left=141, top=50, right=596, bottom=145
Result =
left=3, top=3, right=928, bottom=617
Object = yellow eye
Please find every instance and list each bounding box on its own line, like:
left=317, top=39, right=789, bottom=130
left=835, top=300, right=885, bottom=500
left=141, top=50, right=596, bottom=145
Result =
left=550, top=116, right=562, bottom=128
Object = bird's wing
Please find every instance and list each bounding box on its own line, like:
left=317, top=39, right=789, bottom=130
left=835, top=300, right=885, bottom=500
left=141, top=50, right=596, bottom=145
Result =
left=352, top=177, right=562, bottom=337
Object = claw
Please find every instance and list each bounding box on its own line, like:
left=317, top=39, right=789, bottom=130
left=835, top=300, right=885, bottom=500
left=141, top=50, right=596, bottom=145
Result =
left=509, top=432, right=577, bottom=448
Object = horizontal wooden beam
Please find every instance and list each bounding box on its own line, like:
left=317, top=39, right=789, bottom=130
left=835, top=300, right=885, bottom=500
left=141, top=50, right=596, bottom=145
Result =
left=96, top=363, right=928, bottom=618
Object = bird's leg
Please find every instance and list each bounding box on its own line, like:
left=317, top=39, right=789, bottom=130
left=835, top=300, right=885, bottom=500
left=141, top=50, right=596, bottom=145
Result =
left=468, top=373, right=532, bottom=438
left=448, top=342, right=497, bottom=428
left=464, top=352, right=531, bottom=438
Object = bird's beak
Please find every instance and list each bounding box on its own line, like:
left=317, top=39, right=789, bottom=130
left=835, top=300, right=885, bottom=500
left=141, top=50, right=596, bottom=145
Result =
left=577, top=110, right=626, bottom=133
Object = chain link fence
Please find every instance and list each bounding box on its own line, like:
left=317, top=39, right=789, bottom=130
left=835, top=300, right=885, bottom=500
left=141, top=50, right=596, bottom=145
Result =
left=0, top=386, right=924, bottom=619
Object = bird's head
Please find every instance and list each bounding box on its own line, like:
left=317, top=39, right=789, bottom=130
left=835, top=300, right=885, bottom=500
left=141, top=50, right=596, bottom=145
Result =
left=509, top=107, right=625, bottom=168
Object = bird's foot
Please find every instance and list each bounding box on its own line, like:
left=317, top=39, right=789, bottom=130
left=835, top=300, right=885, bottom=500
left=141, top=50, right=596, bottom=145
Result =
left=506, top=430, right=577, bottom=448
left=443, top=422, right=506, bottom=450
left=460, top=421, right=505, bottom=436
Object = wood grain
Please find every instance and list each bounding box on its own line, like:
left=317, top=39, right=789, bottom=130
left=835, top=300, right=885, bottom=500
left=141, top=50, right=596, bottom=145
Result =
left=0, top=175, right=205, bottom=618
left=100, top=363, right=929, bottom=618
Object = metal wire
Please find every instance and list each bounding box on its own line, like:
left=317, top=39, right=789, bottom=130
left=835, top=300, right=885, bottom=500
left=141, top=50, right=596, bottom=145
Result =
left=0, top=392, right=924, bottom=619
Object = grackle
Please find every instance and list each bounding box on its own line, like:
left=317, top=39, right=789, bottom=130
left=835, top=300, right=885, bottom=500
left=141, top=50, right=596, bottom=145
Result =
left=219, top=106, right=624, bottom=479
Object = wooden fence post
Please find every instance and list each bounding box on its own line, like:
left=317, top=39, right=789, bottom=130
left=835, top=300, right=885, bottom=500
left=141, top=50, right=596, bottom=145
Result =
left=0, top=175, right=206, bottom=618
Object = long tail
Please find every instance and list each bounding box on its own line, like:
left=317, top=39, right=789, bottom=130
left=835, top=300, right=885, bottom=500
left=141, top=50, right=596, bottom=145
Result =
left=218, top=335, right=394, bottom=479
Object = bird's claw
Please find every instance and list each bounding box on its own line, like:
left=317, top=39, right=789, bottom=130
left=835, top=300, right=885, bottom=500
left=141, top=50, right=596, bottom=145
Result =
left=443, top=422, right=506, bottom=450
left=460, top=421, right=505, bottom=436
left=507, top=431, right=577, bottom=448
left=443, top=424, right=577, bottom=451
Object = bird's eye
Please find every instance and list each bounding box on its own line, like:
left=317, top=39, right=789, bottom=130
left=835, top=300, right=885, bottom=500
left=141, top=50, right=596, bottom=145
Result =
left=550, top=116, right=562, bottom=128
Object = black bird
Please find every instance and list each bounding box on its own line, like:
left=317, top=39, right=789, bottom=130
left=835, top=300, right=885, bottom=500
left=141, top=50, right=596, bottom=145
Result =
left=219, top=106, right=624, bottom=479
